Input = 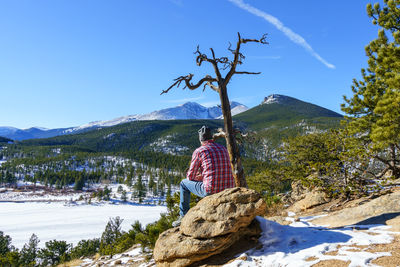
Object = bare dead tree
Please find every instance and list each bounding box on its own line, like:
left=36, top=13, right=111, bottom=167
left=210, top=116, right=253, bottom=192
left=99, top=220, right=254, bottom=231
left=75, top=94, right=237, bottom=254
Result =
left=161, top=32, right=268, bottom=187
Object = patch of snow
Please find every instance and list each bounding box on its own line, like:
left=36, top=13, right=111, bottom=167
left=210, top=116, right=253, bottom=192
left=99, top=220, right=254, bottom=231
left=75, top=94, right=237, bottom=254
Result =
left=262, top=94, right=292, bottom=105
left=0, top=189, right=88, bottom=202
left=149, top=135, right=189, bottom=155
left=52, top=148, right=61, bottom=154
left=225, top=216, right=396, bottom=267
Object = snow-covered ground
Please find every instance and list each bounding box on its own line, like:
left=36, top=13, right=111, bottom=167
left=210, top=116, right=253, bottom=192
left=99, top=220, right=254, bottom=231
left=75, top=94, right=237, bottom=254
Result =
left=0, top=202, right=167, bottom=249
left=76, top=212, right=398, bottom=267
left=227, top=215, right=397, bottom=267
left=0, top=188, right=89, bottom=202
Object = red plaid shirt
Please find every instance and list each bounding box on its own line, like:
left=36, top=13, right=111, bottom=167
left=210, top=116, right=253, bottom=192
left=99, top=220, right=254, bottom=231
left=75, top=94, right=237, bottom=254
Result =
left=186, top=140, right=235, bottom=194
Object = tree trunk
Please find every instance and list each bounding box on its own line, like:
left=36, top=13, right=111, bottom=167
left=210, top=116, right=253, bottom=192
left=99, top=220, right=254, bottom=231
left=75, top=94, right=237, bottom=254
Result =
left=218, top=84, right=247, bottom=187
left=390, top=144, right=400, bottom=178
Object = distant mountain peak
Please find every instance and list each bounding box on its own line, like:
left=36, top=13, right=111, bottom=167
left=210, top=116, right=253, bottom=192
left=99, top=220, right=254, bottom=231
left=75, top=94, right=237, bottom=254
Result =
left=262, top=94, right=293, bottom=105
left=0, top=101, right=248, bottom=140
left=179, top=102, right=203, bottom=107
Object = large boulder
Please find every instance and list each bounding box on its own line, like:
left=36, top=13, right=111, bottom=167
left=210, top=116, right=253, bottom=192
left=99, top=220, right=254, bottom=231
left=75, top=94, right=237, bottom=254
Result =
left=287, top=178, right=330, bottom=212
left=288, top=190, right=330, bottom=212
left=153, top=220, right=261, bottom=267
left=180, top=187, right=267, bottom=238
left=153, top=187, right=266, bottom=267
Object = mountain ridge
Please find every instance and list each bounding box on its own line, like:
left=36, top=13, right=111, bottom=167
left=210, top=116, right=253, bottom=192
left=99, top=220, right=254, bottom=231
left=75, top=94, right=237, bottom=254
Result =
left=0, top=101, right=248, bottom=140
left=0, top=94, right=343, bottom=141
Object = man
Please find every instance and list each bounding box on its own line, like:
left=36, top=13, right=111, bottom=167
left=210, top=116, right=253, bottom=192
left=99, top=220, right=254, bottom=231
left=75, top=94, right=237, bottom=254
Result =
left=174, top=126, right=235, bottom=226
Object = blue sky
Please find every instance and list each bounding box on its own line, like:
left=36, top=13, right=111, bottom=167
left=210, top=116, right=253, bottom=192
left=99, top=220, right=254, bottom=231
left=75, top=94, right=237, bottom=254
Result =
left=0, top=0, right=380, bottom=129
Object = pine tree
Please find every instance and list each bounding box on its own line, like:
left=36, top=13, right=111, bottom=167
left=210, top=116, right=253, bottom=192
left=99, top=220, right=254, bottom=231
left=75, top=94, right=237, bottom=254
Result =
left=342, top=0, right=400, bottom=178
left=0, top=231, right=14, bottom=256
left=99, top=217, right=123, bottom=255
left=19, top=234, right=39, bottom=267
left=121, top=190, right=127, bottom=202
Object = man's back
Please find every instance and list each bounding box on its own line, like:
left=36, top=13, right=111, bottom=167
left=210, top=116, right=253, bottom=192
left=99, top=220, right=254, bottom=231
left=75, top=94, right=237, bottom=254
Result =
left=187, top=140, right=235, bottom=194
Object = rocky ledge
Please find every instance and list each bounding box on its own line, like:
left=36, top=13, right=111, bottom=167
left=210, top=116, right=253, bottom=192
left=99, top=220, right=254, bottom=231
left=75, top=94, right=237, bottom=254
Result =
left=153, top=187, right=267, bottom=267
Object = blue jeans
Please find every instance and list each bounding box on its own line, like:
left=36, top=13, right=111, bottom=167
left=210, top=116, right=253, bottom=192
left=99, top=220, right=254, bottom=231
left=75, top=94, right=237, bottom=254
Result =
left=179, top=179, right=209, bottom=216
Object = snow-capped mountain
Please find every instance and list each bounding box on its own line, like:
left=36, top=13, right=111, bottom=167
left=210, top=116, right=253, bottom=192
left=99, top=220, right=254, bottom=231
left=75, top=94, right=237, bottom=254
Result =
left=262, top=94, right=294, bottom=104
left=68, top=101, right=248, bottom=132
left=0, top=102, right=248, bottom=140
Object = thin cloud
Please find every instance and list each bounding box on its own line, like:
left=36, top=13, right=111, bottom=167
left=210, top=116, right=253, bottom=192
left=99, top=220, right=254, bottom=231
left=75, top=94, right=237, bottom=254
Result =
left=228, top=0, right=335, bottom=69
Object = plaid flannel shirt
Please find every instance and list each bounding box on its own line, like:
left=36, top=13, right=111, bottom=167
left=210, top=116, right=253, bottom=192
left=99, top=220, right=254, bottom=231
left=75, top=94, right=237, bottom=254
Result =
left=186, top=140, right=235, bottom=194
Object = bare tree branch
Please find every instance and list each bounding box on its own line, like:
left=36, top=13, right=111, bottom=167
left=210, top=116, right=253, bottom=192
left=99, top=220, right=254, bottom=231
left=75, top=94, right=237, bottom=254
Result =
left=161, top=74, right=218, bottom=95
left=195, top=46, right=223, bottom=81
left=241, top=33, right=269, bottom=44
left=374, top=154, right=390, bottom=165
left=224, top=33, right=268, bottom=87
left=213, top=128, right=226, bottom=140
left=376, top=166, right=390, bottom=179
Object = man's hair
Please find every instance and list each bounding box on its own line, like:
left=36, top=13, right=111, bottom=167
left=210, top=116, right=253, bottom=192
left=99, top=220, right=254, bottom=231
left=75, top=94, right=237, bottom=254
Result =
left=198, top=126, right=212, bottom=142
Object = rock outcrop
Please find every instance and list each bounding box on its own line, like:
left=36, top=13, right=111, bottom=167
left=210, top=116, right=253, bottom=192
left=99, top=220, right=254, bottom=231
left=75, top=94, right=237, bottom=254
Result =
left=311, top=190, right=400, bottom=229
left=153, top=187, right=267, bottom=267
left=286, top=179, right=330, bottom=212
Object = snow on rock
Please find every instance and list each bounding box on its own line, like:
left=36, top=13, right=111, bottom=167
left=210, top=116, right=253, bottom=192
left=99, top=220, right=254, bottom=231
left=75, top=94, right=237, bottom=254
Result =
left=262, top=94, right=292, bottom=105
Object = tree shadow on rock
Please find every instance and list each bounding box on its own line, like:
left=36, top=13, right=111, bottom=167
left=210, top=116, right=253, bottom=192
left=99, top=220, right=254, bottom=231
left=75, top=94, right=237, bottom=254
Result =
left=353, top=212, right=400, bottom=227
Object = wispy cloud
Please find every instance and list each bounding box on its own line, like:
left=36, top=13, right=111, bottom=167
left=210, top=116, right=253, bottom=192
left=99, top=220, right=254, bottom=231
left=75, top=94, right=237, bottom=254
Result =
left=162, top=96, right=204, bottom=104
left=228, top=0, right=335, bottom=69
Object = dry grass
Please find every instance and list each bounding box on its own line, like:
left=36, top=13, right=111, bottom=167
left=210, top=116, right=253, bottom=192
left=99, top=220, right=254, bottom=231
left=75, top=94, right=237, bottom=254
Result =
left=56, top=259, right=83, bottom=267
left=311, top=260, right=350, bottom=267
left=264, top=201, right=285, bottom=217
left=370, top=234, right=400, bottom=267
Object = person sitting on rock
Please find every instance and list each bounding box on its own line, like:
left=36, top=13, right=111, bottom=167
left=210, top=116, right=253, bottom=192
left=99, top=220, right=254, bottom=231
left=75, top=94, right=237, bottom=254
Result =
left=173, top=126, right=235, bottom=227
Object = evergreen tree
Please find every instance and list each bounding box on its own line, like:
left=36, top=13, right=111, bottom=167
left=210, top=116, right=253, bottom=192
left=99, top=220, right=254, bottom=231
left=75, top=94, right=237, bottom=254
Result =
left=102, top=186, right=111, bottom=201
left=121, top=190, right=127, bottom=202
left=134, top=175, right=146, bottom=199
left=148, top=174, right=156, bottom=195
left=0, top=231, right=14, bottom=256
left=38, top=240, right=71, bottom=266
left=342, top=0, right=400, bottom=178
left=74, top=176, right=85, bottom=191
left=117, top=185, right=123, bottom=194
left=99, top=217, right=123, bottom=255
left=19, top=234, right=39, bottom=267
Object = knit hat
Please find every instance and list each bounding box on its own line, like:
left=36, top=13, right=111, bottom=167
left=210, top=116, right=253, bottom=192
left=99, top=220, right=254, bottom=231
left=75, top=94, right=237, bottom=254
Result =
left=198, top=126, right=212, bottom=142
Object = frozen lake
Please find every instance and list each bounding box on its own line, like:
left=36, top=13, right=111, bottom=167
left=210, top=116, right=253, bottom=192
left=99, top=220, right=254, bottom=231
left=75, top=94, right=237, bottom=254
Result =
left=0, top=202, right=167, bottom=248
